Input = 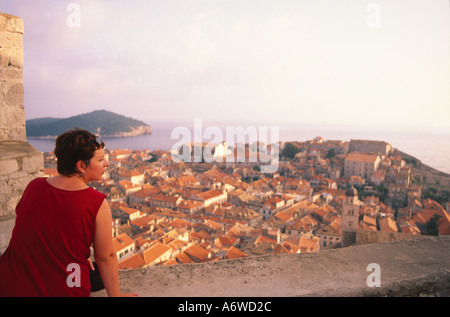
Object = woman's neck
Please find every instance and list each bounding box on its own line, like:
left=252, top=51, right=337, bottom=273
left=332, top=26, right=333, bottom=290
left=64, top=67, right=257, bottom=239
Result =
left=46, top=174, right=89, bottom=191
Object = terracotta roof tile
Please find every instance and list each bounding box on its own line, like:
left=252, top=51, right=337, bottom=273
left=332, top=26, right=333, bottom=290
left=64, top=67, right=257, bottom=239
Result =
left=225, top=246, right=248, bottom=259
left=184, top=244, right=211, bottom=262
left=142, top=243, right=172, bottom=265
left=112, top=233, right=135, bottom=252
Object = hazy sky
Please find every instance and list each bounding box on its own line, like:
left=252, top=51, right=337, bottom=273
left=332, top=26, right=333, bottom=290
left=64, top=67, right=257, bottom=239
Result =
left=1, top=0, right=449, bottom=132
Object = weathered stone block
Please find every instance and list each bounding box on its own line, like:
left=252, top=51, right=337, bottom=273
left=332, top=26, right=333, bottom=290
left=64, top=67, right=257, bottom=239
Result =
left=6, top=48, right=23, bottom=68
left=0, top=67, right=22, bottom=81
left=0, top=47, right=9, bottom=67
left=0, top=103, right=26, bottom=141
left=0, top=48, right=23, bottom=69
left=1, top=105, right=25, bottom=143
left=0, top=13, right=24, bottom=34
left=0, top=158, right=18, bottom=176
left=0, top=141, right=43, bottom=219
left=1, top=168, right=40, bottom=218
left=22, top=153, right=44, bottom=174
left=1, top=31, right=23, bottom=49
left=4, top=82, right=24, bottom=106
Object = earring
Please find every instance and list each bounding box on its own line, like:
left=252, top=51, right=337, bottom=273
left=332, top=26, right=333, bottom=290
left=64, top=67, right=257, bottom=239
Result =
left=80, top=173, right=85, bottom=177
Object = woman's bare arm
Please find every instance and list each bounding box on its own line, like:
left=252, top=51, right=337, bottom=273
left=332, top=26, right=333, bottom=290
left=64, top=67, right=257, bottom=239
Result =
left=93, top=199, right=121, bottom=297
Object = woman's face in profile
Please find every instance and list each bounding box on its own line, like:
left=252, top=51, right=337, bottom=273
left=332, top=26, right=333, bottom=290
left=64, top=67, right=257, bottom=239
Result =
left=85, top=148, right=109, bottom=181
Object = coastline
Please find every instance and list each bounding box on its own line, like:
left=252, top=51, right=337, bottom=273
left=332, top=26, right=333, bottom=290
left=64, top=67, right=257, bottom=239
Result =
left=395, top=149, right=450, bottom=191
left=26, top=121, right=450, bottom=178
left=27, top=125, right=152, bottom=139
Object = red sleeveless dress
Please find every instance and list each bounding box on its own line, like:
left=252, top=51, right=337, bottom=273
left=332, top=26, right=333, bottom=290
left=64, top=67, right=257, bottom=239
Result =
left=0, top=177, right=106, bottom=297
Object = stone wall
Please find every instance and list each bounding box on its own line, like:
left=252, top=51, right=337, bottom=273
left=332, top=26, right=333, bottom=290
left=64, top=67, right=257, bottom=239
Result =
left=356, top=229, right=420, bottom=245
left=341, top=230, right=357, bottom=248
left=92, top=236, right=450, bottom=297
left=414, top=171, right=450, bottom=189
left=0, top=13, right=43, bottom=219
left=0, top=141, right=43, bottom=218
left=0, top=13, right=25, bottom=141
left=349, top=139, right=391, bottom=156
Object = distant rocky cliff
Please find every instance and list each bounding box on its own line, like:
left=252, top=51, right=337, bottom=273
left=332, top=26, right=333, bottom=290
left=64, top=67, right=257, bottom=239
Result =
left=104, top=124, right=152, bottom=138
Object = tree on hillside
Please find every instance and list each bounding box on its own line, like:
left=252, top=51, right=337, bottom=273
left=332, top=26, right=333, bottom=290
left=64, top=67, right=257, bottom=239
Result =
left=326, top=149, right=336, bottom=166
left=426, top=214, right=441, bottom=236
left=282, top=143, right=300, bottom=159
left=423, top=187, right=450, bottom=205
left=325, top=149, right=336, bottom=159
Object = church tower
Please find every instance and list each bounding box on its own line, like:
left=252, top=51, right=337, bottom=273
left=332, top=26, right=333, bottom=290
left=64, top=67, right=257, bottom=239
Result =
left=341, top=186, right=360, bottom=247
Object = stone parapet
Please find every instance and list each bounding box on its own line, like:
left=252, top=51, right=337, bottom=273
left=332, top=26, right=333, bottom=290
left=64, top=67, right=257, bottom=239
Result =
left=92, top=236, right=450, bottom=297
left=2, top=217, right=448, bottom=297
left=356, top=229, right=420, bottom=245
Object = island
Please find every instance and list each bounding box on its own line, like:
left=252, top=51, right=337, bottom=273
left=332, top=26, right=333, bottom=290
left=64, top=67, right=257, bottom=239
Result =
left=26, top=110, right=152, bottom=138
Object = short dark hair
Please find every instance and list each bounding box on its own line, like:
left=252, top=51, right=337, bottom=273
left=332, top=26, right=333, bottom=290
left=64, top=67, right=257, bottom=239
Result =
left=54, top=128, right=105, bottom=176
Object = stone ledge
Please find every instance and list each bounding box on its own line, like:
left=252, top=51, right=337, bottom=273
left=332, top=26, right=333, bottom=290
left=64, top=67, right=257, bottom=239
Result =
left=0, top=141, right=43, bottom=218
left=92, top=236, right=450, bottom=297
left=0, top=141, right=39, bottom=160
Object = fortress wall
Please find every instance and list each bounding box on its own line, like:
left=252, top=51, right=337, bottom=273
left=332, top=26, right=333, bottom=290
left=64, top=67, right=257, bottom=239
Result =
left=0, top=13, right=25, bottom=142
left=91, top=236, right=450, bottom=297
left=357, top=229, right=420, bottom=245
left=0, top=13, right=43, bottom=219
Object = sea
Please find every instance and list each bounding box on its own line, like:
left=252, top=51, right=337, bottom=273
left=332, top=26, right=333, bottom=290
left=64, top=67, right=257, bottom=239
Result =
left=27, top=120, right=450, bottom=175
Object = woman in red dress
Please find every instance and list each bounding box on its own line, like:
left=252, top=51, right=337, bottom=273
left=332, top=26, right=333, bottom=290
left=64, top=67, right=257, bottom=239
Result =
left=0, top=129, right=135, bottom=297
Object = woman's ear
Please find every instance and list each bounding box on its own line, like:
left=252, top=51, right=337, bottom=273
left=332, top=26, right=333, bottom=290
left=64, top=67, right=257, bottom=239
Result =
left=76, top=160, right=86, bottom=175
